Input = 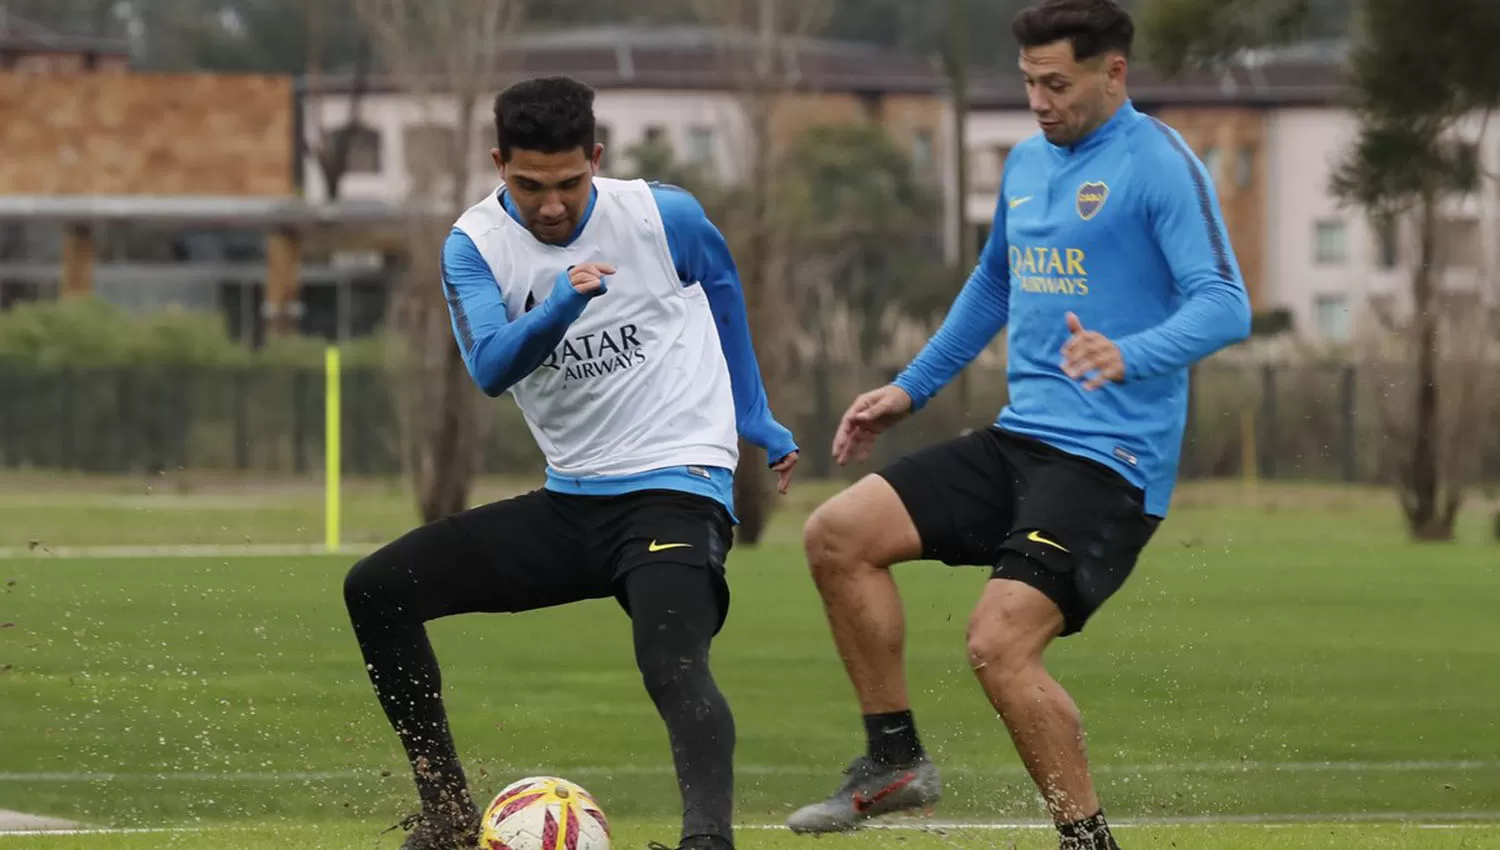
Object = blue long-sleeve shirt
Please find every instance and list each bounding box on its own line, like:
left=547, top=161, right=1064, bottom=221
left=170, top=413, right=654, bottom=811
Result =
left=894, top=101, right=1251, bottom=516
left=440, top=183, right=797, bottom=518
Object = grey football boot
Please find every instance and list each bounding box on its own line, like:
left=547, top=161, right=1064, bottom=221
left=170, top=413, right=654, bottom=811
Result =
left=785, top=755, right=942, bottom=834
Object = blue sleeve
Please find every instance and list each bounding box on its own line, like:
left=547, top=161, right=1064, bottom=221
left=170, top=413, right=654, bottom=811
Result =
left=1114, top=135, right=1252, bottom=381
left=892, top=190, right=1012, bottom=411
left=442, top=229, right=593, bottom=397
left=652, top=185, right=798, bottom=464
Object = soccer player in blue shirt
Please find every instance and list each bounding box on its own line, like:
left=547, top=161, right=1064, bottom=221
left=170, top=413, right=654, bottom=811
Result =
left=784, top=1, right=1251, bottom=848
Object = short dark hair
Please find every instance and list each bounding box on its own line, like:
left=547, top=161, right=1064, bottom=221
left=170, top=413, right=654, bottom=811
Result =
left=1012, top=0, right=1134, bottom=61
left=493, top=76, right=597, bottom=161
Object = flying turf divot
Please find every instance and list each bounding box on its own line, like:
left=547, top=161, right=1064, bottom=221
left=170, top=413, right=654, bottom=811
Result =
left=0, top=810, right=85, bottom=832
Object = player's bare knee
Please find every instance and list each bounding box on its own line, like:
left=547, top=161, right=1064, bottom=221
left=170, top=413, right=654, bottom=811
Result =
left=966, top=595, right=1050, bottom=682
left=965, top=617, right=1029, bottom=681
left=805, top=476, right=916, bottom=583
left=803, top=498, right=863, bottom=579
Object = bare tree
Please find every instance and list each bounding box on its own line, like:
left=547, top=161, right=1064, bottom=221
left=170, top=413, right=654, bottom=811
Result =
left=1356, top=238, right=1500, bottom=540
left=689, top=0, right=833, bottom=544
left=303, top=0, right=373, bottom=202
left=355, top=0, right=526, bottom=522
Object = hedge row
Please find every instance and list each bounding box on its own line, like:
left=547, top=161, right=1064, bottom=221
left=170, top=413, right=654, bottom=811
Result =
left=0, top=298, right=390, bottom=369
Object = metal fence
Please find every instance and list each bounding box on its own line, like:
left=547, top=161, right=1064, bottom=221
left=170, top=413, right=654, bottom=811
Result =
left=1, top=362, right=1496, bottom=486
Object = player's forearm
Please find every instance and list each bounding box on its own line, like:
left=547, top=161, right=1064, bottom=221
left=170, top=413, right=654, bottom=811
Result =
left=893, top=267, right=1010, bottom=410
left=464, top=274, right=590, bottom=396
left=700, top=275, right=798, bottom=462
left=1115, top=280, right=1251, bottom=381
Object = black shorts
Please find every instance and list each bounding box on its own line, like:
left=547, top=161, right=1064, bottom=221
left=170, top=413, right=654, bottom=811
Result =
left=877, top=427, right=1159, bottom=636
left=411, top=487, right=734, bottom=632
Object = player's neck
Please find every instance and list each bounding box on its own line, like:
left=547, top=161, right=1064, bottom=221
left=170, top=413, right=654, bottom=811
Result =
left=1063, top=96, right=1132, bottom=150
left=1088, top=94, right=1130, bottom=133
left=498, top=185, right=599, bottom=247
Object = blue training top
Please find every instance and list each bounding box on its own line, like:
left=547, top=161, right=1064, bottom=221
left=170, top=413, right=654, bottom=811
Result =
left=894, top=101, right=1252, bottom=517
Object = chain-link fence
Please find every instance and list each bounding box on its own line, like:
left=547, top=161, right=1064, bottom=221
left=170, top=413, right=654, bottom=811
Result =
left=1, top=360, right=1497, bottom=487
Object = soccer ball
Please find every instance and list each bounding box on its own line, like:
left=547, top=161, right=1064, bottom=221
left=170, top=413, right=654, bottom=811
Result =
left=481, top=776, right=611, bottom=850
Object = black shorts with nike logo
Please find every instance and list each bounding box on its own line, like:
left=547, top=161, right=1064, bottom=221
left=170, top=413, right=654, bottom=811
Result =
left=877, top=426, right=1160, bottom=636
left=401, top=487, right=735, bottom=633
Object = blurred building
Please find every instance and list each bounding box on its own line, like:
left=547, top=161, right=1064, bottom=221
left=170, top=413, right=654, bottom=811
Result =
left=6, top=16, right=1490, bottom=348
left=966, top=40, right=1496, bottom=343
left=0, top=11, right=418, bottom=343
left=299, top=24, right=956, bottom=252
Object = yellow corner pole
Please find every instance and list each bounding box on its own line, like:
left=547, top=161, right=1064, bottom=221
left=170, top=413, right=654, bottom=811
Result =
left=325, top=345, right=341, bottom=553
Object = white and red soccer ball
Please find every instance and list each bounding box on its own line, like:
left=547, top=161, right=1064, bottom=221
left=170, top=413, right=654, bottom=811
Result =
left=481, top=776, right=611, bottom=850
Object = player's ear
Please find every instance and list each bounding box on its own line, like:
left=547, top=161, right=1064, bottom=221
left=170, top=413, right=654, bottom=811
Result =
left=1105, top=53, right=1127, bottom=92
left=591, top=142, right=604, bottom=172
left=491, top=148, right=505, bottom=173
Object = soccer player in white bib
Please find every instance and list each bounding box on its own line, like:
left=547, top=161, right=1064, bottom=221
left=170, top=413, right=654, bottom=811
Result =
left=343, top=76, right=799, bottom=850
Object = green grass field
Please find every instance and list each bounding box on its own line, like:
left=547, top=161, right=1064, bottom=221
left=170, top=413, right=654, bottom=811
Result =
left=1, top=471, right=1498, bottom=848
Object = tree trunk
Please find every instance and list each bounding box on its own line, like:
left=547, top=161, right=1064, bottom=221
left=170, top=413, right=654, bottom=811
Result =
left=730, top=11, right=784, bottom=546
left=400, top=91, right=487, bottom=525
left=416, top=341, right=479, bottom=520
left=1403, top=190, right=1452, bottom=541
left=947, top=0, right=972, bottom=414
left=319, top=37, right=372, bottom=202
left=732, top=178, right=780, bottom=543
left=387, top=225, right=481, bottom=525
left=307, top=0, right=371, bottom=204
left=354, top=0, right=522, bottom=526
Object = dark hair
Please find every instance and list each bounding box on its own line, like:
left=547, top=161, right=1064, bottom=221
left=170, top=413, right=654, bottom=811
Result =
left=1011, top=0, right=1134, bottom=61
left=493, top=76, right=597, bottom=161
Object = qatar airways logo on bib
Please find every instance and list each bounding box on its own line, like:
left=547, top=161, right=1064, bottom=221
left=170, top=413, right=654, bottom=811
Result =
left=540, top=324, right=648, bottom=383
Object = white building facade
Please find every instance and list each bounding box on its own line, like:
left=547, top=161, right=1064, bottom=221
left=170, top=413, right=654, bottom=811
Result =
left=298, top=26, right=956, bottom=259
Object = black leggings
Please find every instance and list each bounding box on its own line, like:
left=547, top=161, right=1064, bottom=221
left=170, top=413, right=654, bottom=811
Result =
left=342, top=489, right=736, bottom=844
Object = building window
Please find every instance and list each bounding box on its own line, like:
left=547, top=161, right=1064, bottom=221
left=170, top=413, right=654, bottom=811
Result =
left=912, top=129, right=935, bottom=173
left=1235, top=145, right=1255, bottom=188
left=1453, top=141, right=1480, bottom=192
left=339, top=124, right=382, bottom=174
left=968, top=144, right=1010, bottom=193
left=1436, top=216, right=1480, bottom=268
left=643, top=125, right=666, bottom=144
left=1314, top=219, right=1347, bottom=265
left=1315, top=293, right=1351, bottom=342
left=994, top=144, right=1012, bottom=180
left=404, top=124, right=457, bottom=180
left=972, top=222, right=992, bottom=252
left=686, top=125, right=715, bottom=168
left=1200, top=146, right=1220, bottom=184
left=1375, top=218, right=1399, bottom=269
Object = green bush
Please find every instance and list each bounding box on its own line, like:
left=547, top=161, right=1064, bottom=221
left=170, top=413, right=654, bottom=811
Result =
left=0, top=297, right=392, bottom=369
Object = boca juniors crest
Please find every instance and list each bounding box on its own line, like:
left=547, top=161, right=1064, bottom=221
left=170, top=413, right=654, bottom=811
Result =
left=1076, top=181, right=1109, bottom=220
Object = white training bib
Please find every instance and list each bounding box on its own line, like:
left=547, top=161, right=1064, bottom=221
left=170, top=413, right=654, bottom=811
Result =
left=453, top=177, right=739, bottom=478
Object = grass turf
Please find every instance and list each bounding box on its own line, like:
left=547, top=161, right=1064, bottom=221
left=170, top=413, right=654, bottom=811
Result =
left=3, top=822, right=1500, bottom=850
left=1, top=474, right=1498, bottom=848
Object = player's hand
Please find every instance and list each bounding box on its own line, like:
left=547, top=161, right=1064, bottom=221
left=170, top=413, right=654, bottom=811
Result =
left=1061, top=312, right=1124, bottom=390
left=567, top=262, right=616, bottom=297
left=833, top=385, right=913, bottom=466
left=770, top=451, right=799, bottom=495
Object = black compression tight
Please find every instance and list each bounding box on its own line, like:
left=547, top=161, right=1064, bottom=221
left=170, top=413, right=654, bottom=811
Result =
left=343, top=524, right=734, bottom=844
